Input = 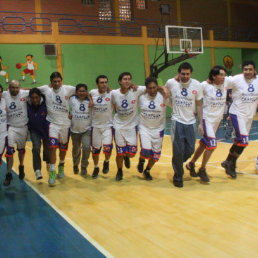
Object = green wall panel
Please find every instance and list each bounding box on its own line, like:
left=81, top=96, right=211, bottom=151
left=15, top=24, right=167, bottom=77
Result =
left=61, top=44, right=145, bottom=90
left=0, top=44, right=56, bottom=88
left=242, top=49, right=258, bottom=66
left=214, top=48, right=242, bottom=75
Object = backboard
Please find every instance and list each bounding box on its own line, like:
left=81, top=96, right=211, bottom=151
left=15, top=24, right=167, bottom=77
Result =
left=165, top=25, right=203, bottom=54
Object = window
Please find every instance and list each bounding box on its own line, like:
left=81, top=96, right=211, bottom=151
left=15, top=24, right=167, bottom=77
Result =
left=99, top=0, right=112, bottom=21
left=81, top=0, right=94, bottom=4
left=136, top=0, right=146, bottom=10
left=119, top=0, right=131, bottom=21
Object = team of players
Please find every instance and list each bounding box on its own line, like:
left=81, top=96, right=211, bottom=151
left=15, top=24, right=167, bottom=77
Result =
left=0, top=60, right=257, bottom=187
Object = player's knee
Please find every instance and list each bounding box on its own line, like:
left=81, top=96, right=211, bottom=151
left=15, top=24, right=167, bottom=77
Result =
left=127, top=153, right=135, bottom=158
left=234, top=145, right=245, bottom=155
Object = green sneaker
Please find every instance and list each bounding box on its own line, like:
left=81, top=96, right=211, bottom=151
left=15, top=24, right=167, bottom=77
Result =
left=58, top=163, right=65, bottom=178
left=48, top=170, right=56, bottom=186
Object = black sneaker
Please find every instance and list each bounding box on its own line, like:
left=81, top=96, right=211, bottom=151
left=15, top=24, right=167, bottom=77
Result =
left=186, top=162, right=198, bottom=177
left=221, top=160, right=236, bottom=179
left=137, top=158, right=145, bottom=173
left=92, top=167, right=100, bottom=179
left=173, top=180, right=183, bottom=188
left=124, top=156, right=130, bottom=169
left=19, top=165, right=25, bottom=180
left=116, top=169, right=123, bottom=181
left=197, top=168, right=210, bottom=182
left=102, top=161, right=109, bottom=174
left=73, top=165, right=79, bottom=174
left=143, top=169, right=153, bottom=180
left=3, top=173, right=13, bottom=186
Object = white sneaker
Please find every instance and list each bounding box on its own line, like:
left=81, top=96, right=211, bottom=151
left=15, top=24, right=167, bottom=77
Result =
left=35, top=170, right=43, bottom=180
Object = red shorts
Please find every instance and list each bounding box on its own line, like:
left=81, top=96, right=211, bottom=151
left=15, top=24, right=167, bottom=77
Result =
left=23, top=69, right=34, bottom=75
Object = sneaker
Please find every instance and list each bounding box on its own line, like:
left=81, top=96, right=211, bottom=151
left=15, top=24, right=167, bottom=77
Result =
left=102, top=161, right=109, bottom=174
left=57, top=163, right=65, bottom=178
left=48, top=170, right=56, bottom=185
left=35, top=170, right=43, bottom=180
left=137, top=158, right=145, bottom=173
left=3, top=173, right=13, bottom=186
left=116, top=169, right=123, bottom=181
left=197, top=168, right=210, bottom=182
left=81, top=167, right=87, bottom=175
left=143, top=169, right=153, bottom=180
left=186, top=162, right=198, bottom=177
left=92, top=167, right=100, bottom=179
left=19, top=165, right=25, bottom=180
left=173, top=180, right=183, bottom=188
left=221, top=160, right=236, bottom=179
left=124, top=156, right=130, bottom=169
left=73, top=165, right=79, bottom=174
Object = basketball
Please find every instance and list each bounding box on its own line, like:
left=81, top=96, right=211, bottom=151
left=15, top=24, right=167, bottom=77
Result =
left=16, top=63, right=22, bottom=69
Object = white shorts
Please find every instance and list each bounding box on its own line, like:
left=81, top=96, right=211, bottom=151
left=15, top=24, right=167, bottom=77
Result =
left=48, top=122, right=70, bottom=150
left=230, top=114, right=253, bottom=146
left=6, top=125, right=28, bottom=157
left=0, top=71, right=6, bottom=76
left=200, top=119, right=220, bottom=149
left=92, top=127, right=113, bottom=156
left=139, top=126, right=164, bottom=161
left=114, top=126, right=138, bottom=156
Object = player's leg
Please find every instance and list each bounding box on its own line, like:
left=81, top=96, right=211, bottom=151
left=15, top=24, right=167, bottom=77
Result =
left=114, top=128, right=127, bottom=181
left=30, top=70, right=36, bottom=83
left=124, top=126, right=138, bottom=169
left=30, top=131, right=43, bottom=179
left=91, top=127, right=102, bottom=177
left=48, top=123, right=59, bottom=185
left=71, top=132, right=82, bottom=174
left=81, top=129, right=91, bottom=176
left=58, top=127, right=70, bottom=178
left=171, top=121, right=185, bottom=187
left=102, top=127, right=113, bottom=174
left=42, top=138, right=50, bottom=172
left=4, top=127, right=16, bottom=186
left=0, top=135, right=6, bottom=166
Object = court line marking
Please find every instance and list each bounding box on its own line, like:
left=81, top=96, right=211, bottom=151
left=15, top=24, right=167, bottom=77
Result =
left=6, top=162, right=113, bottom=258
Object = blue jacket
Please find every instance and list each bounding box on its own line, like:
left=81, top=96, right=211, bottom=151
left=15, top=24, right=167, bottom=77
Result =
left=27, top=97, right=48, bottom=140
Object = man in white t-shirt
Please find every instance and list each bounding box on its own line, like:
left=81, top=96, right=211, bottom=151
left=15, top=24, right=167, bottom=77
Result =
left=90, top=75, right=113, bottom=178
left=137, top=77, right=170, bottom=180
left=3, top=80, right=29, bottom=186
left=165, top=62, right=203, bottom=187
left=111, top=72, right=146, bottom=181
left=186, top=66, right=227, bottom=182
left=221, top=60, right=258, bottom=178
left=38, top=72, right=75, bottom=186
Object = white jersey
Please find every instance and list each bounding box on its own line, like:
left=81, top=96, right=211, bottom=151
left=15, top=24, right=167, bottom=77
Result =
left=3, top=90, right=29, bottom=127
left=227, top=74, right=258, bottom=119
left=201, top=81, right=227, bottom=122
left=139, top=92, right=168, bottom=131
left=165, top=78, right=203, bottom=124
left=90, top=89, right=113, bottom=128
left=27, top=61, right=34, bottom=70
left=0, top=98, right=7, bottom=136
left=69, top=96, right=91, bottom=133
left=39, top=85, right=75, bottom=127
left=111, top=86, right=145, bottom=129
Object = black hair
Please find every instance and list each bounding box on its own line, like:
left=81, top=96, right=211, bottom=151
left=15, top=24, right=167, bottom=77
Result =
left=0, top=56, right=2, bottom=59
left=50, top=71, right=63, bottom=82
left=0, top=84, right=3, bottom=93
left=118, top=72, right=132, bottom=82
left=145, top=77, right=158, bottom=87
left=26, top=54, right=33, bottom=58
left=29, top=88, right=42, bottom=97
left=208, top=66, right=226, bottom=82
left=76, top=83, right=88, bottom=92
left=96, top=75, right=108, bottom=84
left=178, top=62, right=193, bottom=73
left=242, top=60, right=256, bottom=69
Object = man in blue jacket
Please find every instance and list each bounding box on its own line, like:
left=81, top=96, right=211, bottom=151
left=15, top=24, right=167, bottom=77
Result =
left=27, top=88, right=50, bottom=179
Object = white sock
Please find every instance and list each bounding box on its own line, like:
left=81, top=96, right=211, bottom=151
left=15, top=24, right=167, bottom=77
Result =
left=95, top=164, right=99, bottom=168
left=105, top=159, right=109, bottom=162
left=50, top=164, right=55, bottom=170
left=22, top=76, right=25, bottom=80
left=59, top=160, right=65, bottom=164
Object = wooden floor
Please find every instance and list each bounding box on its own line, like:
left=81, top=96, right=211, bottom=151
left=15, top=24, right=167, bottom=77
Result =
left=9, top=130, right=258, bottom=257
